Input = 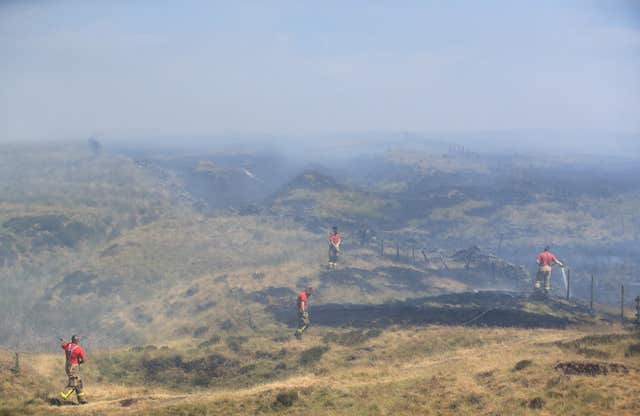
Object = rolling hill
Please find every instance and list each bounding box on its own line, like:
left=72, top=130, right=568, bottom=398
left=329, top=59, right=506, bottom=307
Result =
left=0, top=140, right=639, bottom=415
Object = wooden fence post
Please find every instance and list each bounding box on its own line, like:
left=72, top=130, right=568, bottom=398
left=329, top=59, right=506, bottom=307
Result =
left=439, top=254, right=449, bottom=270
left=621, top=284, right=625, bottom=323
left=12, top=352, right=19, bottom=374
left=590, top=274, right=594, bottom=311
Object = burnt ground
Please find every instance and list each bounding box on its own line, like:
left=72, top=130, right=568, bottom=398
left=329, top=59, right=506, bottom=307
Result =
left=318, top=265, right=446, bottom=294
left=249, top=286, right=296, bottom=305
left=554, top=361, right=632, bottom=376
left=319, top=268, right=382, bottom=294
left=317, top=263, right=532, bottom=298
left=267, top=291, right=590, bottom=330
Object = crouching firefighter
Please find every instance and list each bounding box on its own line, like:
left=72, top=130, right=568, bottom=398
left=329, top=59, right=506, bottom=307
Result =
left=60, top=335, right=87, bottom=404
left=535, top=246, right=564, bottom=294
left=294, top=287, right=313, bottom=340
left=328, top=226, right=341, bottom=269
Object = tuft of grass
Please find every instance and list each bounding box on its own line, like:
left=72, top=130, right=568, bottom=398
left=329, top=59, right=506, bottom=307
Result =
left=625, top=343, right=640, bottom=357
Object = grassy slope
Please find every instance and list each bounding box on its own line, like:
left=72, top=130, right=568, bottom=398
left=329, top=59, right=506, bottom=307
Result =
left=0, top=143, right=181, bottom=349
left=45, top=214, right=476, bottom=345
left=2, top=144, right=638, bottom=347
left=0, top=144, right=639, bottom=415
left=3, top=325, right=639, bottom=415
left=273, top=154, right=640, bottom=255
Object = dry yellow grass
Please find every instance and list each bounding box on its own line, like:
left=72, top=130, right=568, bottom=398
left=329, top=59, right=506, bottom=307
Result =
left=7, top=325, right=638, bottom=416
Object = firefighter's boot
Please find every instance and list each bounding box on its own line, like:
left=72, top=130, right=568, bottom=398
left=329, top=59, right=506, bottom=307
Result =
left=60, top=388, right=75, bottom=402
left=76, top=391, right=88, bottom=405
left=295, top=324, right=307, bottom=340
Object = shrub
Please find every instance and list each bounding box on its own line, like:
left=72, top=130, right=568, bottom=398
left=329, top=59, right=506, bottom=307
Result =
left=255, top=348, right=287, bottom=360
left=220, top=319, right=234, bottom=331
left=184, top=286, right=198, bottom=297
left=299, top=346, right=329, bottom=366
left=514, top=359, right=533, bottom=371
left=193, top=326, right=208, bottom=337
left=198, top=335, right=221, bottom=349
left=3, top=215, right=92, bottom=248
left=273, top=391, right=298, bottom=408
left=225, top=336, right=248, bottom=353
left=139, top=352, right=239, bottom=387
left=528, top=397, right=545, bottom=409
left=626, top=343, right=640, bottom=357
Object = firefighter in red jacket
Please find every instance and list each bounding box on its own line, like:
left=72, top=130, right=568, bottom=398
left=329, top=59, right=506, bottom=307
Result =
left=294, top=287, right=313, bottom=340
left=328, top=226, right=341, bottom=269
left=535, top=246, right=564, bottom=293
left=60, top=335, right=87, bottom=404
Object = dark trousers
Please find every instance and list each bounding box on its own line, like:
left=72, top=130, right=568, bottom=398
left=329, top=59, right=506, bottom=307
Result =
left=328, top=246, right=338, bottom=266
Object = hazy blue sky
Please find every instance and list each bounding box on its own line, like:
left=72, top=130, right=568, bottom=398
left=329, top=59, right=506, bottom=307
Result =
left=1, top=0, right=639, bottom=142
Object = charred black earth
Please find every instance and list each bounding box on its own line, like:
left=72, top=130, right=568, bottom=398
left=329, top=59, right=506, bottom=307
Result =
left=268, top=291, right=597, bottom=330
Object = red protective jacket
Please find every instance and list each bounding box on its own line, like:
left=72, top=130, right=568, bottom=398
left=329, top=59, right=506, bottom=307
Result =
left=61, top=341, right=86, bottom=365
left=536, top=251, right=558, bottom=267
left=297, top=291, right=307, bottom=310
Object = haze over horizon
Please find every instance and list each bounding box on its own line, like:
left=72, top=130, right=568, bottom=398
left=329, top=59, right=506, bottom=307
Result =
left=1, top=1, right=639, bottom=151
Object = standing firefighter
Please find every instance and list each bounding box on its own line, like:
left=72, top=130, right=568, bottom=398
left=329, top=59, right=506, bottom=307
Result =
left=535, top=246, right=564, bottom=294
left=294, top=287, right=313, bottom=340
left=60, top=335, right=87, bottom=404
left=328, top=226, right=341, bottom=269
